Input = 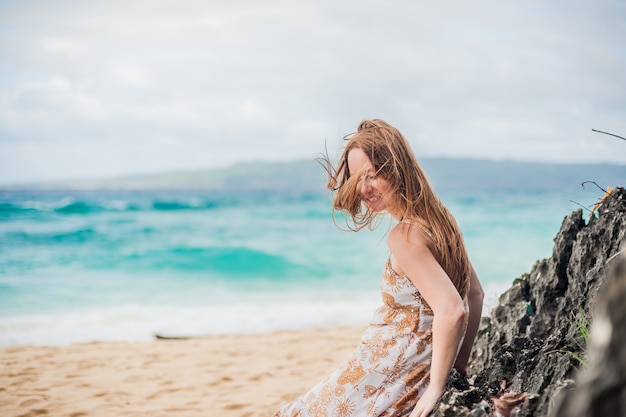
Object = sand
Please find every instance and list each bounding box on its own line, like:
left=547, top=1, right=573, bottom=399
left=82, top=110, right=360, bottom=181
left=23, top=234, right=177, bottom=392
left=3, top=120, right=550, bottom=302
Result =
left=0, top=326, right=364, bottom=417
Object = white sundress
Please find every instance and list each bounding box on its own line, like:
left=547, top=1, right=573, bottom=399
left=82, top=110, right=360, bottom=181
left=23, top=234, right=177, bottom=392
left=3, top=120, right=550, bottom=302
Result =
left=274, top=257, right=468, bottom=417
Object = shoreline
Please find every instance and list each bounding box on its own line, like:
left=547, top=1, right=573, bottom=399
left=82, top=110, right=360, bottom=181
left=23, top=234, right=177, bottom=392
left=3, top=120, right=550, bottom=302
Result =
left=1, top=326, right=365, bottom=417
left=0, top=279, right=509, bottom=349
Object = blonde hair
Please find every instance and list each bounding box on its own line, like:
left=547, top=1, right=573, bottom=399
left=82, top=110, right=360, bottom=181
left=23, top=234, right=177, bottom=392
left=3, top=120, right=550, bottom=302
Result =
left=320, top=119, right=471, bottom=298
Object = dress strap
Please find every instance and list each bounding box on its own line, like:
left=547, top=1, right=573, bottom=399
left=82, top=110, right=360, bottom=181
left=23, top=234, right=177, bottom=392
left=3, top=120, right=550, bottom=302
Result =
left=399, top=219, right=433, bottom=239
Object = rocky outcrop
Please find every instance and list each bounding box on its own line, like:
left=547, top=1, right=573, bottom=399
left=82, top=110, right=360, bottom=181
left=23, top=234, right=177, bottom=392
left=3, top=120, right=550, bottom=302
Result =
left=431, top=186, right=626, bottom=417
left=552, top=242, right=626, bottom=416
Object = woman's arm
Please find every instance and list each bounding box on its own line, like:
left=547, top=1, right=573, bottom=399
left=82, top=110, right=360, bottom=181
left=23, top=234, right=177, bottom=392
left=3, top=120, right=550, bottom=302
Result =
left=454, top=266, right=484, bottom=376
left=387, top=225, right=467, bottom=417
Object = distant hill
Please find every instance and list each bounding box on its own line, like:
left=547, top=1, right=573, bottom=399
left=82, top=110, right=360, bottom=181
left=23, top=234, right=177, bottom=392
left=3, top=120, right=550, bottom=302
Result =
left=1, top=160, right=328, bottom=191
left=2, top=158, right=624, bottom=192
left=419, top=158, right=625, bottom=193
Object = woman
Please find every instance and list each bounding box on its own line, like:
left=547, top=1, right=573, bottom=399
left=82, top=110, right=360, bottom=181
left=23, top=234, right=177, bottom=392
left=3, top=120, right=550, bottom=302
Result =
left=274, top=119, right=484, bottom=417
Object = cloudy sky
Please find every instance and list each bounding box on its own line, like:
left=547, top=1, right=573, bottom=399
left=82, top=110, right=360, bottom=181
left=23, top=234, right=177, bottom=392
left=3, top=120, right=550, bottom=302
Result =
left=1, top=0, right=624, bottom=183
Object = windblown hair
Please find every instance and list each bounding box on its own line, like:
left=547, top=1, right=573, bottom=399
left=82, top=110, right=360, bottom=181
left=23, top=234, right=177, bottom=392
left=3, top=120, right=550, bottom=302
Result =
left=320, top=119, right=471, bottom=298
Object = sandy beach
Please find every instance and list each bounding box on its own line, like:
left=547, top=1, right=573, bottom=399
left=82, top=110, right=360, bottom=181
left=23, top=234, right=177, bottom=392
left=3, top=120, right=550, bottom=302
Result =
left=1, top=326, right=364, bottom=417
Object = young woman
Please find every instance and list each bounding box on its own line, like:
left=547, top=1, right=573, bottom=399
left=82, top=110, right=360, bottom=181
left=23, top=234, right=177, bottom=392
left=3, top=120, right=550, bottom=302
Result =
left=274, top=119, right=484, bottom=417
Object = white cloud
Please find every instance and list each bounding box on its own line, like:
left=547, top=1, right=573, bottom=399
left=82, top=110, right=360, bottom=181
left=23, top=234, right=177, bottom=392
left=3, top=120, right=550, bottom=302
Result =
left=0, top=0, right=624, bottom=183
left=42, top=36, right=88, bottom=59
left=109, top=64, right=151, bottom=88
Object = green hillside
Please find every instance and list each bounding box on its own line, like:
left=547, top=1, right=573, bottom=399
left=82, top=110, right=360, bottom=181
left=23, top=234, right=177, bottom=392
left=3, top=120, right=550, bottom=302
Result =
left=2, top=158, right=624, bottom=192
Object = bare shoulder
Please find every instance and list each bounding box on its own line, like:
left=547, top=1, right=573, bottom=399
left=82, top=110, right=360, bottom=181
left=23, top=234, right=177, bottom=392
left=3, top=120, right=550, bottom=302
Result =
left=388, top=223, right=461, bottom=313
left=387, top=223, right=433, bottom=264
left=387, top=222, right=432, bottom=253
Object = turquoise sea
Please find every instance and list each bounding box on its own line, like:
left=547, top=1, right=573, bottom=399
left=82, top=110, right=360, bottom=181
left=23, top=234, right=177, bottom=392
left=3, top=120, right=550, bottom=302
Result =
left=0, top=159, right=624, bottom=347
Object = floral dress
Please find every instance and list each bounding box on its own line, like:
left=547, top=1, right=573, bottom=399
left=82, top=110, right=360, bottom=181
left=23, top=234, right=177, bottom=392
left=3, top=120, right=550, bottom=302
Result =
left=274, top=258, right=468, bottom=417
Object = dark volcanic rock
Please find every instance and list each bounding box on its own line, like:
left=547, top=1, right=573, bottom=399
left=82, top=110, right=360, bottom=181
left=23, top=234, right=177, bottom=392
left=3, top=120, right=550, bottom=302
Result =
left=552, top=243, right=626, bottom=416
left=431, top=187, right=626, bottom=417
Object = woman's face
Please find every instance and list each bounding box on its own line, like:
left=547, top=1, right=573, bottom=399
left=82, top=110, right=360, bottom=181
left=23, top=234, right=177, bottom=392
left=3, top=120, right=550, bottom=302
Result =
left=347, top=147, right=399, bottom=218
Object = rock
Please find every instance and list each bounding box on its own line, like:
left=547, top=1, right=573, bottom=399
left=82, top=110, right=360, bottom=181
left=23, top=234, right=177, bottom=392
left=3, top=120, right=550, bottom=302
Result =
left=551, top=242, right=626, bottom=416
left=430, top=186, right=626, bottom=416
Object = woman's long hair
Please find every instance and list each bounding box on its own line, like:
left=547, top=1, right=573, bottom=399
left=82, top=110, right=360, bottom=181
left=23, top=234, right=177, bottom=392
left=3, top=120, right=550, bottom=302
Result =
left=319, top=119, right=471, bottom=298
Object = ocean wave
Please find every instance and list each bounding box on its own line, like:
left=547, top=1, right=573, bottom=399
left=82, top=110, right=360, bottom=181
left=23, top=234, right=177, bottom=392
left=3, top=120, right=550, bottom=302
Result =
left=0, top=190, right=334, bottom=222
left=151, top=200, right=217, bottom=211
left=118, top=246, right=303, bottom=278
left=55, top=201, right=103, bottom=214
left=3, top=228, right=99, bottom=245
left=0, top=202, right=38, bottom=216
left=0, top=199, right=126, bottom=216
left=0, top=197, right=223, bottom=217
left=0, top=296, right=380, bottom=347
